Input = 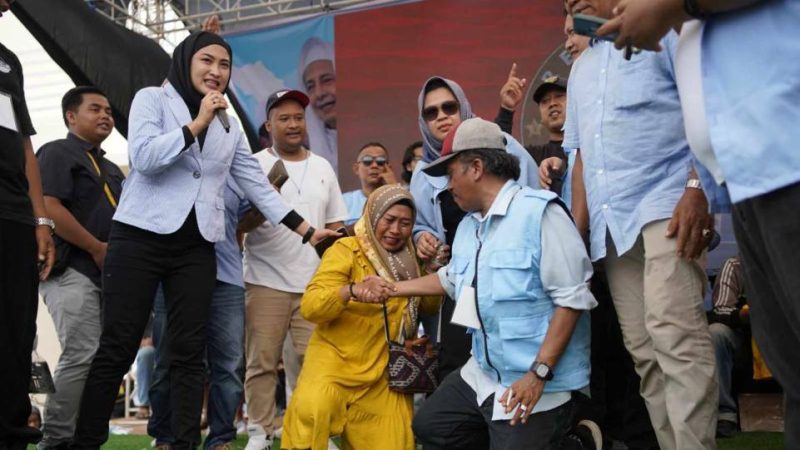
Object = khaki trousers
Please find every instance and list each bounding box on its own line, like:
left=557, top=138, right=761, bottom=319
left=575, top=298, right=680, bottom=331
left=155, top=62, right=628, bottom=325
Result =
left=604, top=219, right=718, bottom=450
left=244, top=283, right=314, bottom=433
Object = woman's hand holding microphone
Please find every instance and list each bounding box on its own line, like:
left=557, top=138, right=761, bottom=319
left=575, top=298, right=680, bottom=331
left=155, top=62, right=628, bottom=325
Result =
left=188, top=91, right=228, bottom=137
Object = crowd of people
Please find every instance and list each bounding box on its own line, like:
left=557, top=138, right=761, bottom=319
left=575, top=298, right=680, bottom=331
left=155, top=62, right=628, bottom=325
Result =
left=1, top=0, right=798, bottom=450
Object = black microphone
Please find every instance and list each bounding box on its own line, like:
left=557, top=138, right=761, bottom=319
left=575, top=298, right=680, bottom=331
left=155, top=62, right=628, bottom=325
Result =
left=216, top=109, right=230, bottom=133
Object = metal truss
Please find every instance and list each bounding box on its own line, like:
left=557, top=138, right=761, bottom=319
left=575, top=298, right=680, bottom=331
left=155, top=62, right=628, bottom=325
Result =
left=87, top=0, right=374, bottom=40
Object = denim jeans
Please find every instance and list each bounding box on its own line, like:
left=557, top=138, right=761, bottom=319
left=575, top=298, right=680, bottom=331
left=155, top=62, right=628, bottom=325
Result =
left=709, top=322, right=742, bottom=423
left=149, top=281, right=245, bottom=449
left=134, top=346, right=155, bottom=407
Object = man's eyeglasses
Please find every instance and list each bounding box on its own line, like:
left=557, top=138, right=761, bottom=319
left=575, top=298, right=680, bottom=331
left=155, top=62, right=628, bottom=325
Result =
left=359, top=156, right=387, bottom=167
left=422, top=101, right=459, bottom=122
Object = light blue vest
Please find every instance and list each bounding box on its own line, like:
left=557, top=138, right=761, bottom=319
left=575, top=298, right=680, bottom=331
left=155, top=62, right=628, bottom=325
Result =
left=450, top=185, right=590, bottom=391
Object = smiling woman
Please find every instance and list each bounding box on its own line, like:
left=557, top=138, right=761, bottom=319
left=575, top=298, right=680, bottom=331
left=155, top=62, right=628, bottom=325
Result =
left=67, top=31, right=340, bottom=450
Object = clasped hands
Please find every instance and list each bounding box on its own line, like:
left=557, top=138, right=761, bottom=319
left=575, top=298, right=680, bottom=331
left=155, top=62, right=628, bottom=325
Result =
left=350, top=275, right=397, bottom=303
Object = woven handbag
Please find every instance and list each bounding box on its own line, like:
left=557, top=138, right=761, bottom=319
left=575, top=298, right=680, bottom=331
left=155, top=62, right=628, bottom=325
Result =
left=382, top=302, right=440, bottom=394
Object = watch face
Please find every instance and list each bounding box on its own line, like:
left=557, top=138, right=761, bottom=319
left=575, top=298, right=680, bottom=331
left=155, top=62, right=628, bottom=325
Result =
left=535, top=364, right=549, bottom=378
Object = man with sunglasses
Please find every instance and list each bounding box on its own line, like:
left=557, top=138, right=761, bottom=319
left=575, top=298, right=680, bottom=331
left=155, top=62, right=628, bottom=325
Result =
left=342, top=142, right=397, bottom=226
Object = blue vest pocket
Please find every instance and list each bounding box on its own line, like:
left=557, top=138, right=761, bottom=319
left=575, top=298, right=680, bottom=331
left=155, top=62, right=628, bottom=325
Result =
left=488, top=249, right=540, bottom=301
left=497, top=315, right=549, bottom=373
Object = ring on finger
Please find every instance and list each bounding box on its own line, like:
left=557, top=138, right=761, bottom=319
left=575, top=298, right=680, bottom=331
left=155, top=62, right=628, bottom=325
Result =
left=519, top=404, right=527, bottom=411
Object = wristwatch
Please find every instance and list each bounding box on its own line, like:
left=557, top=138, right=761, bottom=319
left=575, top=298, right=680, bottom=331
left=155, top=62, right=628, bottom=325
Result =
left=35, top=217, right=55, bottom=234
left=686, top=179, right=702, bottom=190
left=530, top=361, right=554, bottom=381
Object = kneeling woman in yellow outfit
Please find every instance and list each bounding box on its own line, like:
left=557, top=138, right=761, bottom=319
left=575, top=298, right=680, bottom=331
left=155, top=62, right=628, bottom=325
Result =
left=281, top=184, right=439, bottom=450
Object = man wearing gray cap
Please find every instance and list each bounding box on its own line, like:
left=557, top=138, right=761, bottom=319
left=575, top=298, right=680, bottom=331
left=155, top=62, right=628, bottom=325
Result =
left=392, top=118, right=597, bottom=449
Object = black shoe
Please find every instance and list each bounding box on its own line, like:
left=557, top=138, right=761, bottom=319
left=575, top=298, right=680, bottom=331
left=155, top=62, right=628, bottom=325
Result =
left=716, top=419, right=738, bottom=438
left=571, top=419, right=603, bottom=450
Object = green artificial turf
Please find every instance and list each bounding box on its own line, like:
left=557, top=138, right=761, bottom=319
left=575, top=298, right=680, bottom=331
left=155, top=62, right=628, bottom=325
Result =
left=29, top=432, right=782, bottom=449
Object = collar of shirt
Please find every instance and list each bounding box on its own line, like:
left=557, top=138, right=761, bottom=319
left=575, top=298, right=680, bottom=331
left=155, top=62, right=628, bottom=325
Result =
left=470, top=180, right=521, bottom=223
left=67, top=132, right=105, bottom=158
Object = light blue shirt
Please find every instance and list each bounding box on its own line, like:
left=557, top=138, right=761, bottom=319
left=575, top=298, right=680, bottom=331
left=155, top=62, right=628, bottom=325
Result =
left=342, top=189, right=367, bottom=225
left=411, top=132, right=540, bottom=243
left=563, top=35, right=693, bottom=261
left=215, top=177, right=247, bottom=288
left=698, top=0, right=800, bottom=205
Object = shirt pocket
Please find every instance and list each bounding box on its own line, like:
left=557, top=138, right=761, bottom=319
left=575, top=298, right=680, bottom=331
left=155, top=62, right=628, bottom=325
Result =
left=613, top=54, right=656, bottom=110
left=498, top=315, right=549, bottom=372
left=488, top=249, right=540, bottom=301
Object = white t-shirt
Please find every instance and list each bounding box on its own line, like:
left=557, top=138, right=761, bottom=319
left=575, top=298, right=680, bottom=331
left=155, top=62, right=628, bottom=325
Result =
left=243, top=149, right=348, bottom=293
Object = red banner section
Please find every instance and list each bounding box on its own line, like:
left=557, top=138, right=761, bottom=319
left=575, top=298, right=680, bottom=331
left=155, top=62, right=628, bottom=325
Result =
left=335, top=0, right=566, bottom=190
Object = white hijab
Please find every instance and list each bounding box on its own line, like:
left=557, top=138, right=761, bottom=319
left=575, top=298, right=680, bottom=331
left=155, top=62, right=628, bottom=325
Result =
left=299, top=37, right=338, bottom=172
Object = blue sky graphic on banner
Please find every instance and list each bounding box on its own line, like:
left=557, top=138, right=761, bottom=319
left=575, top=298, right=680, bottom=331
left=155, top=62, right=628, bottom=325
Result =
left=227, top=16, right=337, bottom=168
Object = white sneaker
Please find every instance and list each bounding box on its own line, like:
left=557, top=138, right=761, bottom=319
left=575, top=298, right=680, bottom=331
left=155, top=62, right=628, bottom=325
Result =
left=244, top=424, right=273, bottom=450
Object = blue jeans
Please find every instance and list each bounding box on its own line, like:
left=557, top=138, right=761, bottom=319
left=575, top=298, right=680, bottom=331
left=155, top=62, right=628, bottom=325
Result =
left=710, top=322, right=742, bottom=423
left=134, top=346, right=155, bottom=407
left=148, top=282, right=245, bottom=448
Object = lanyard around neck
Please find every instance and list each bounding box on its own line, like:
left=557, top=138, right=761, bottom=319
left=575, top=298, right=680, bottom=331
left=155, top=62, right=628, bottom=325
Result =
left=85, top=151, right=117, bottom=209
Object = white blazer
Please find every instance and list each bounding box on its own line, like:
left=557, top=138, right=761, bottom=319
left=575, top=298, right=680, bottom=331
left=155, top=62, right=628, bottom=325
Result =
left=114, top=83, right=290, bottom=242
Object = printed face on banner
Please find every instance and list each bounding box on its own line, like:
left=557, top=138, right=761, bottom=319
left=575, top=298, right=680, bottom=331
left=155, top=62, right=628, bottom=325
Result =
left=229, top=1, right=573, bottom=187
left=226, top=17, right=337, bottom=171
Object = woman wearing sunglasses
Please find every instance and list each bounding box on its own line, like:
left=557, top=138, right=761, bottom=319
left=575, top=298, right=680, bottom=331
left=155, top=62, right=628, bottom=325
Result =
left=341, top=142, right=398, bottom=228
left=409, top=76, right=540, bottom=383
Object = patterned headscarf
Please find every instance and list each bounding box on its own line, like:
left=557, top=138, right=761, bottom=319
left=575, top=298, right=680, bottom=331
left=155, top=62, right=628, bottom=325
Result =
left=354, top=184, right=421, bottom=339
left=417, top=76, right=475, bottom=163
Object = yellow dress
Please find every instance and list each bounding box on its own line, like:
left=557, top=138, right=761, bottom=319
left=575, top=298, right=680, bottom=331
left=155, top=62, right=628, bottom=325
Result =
left=281, top=237, right=439, bottom=450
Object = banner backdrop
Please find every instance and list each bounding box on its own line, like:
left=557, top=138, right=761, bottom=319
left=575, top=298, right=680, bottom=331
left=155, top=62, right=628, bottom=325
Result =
left=226, top=0, right=568, bottom=183
left=335, top=0, right=567, bottom=189
left=227, top=16, right=336, bottom=168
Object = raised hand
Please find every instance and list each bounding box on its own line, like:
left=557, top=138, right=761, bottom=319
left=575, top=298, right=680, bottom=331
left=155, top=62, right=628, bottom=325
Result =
left=499, top=63, right=527, bottom=111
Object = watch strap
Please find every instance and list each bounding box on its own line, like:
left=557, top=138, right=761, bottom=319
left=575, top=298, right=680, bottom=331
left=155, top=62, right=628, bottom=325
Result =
left=686, top=178, right=702, bottom=190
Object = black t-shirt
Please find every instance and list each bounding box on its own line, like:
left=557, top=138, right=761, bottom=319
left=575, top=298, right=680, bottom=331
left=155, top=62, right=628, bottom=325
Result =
left=526, top=140, right=567, bottom=196
left=0, top=43, right=36, bottom=225
left=438, top=189, right=466, bottom=248
left=37, top=134, right=125, bottom=285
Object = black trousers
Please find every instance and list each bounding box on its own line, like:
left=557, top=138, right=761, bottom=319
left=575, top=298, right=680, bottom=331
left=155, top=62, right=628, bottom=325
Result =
left=581, top=268, right=658, bottom=450
left=732, top=181, right=800, bottom=450
left=414, top=371, right=577, bottom=450
left=0, top=220, right=41, bottom=449
left=71, top=212, right=216, bottom=450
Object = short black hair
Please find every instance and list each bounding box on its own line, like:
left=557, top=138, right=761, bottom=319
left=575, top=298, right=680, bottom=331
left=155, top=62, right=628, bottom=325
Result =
left=357, top=142, right=388, bottom=160
left=401, top=141, right=423, bottom=184
left=455, top=148, right=520, bottom=181
left=61, top=86, right=108, bottom=127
